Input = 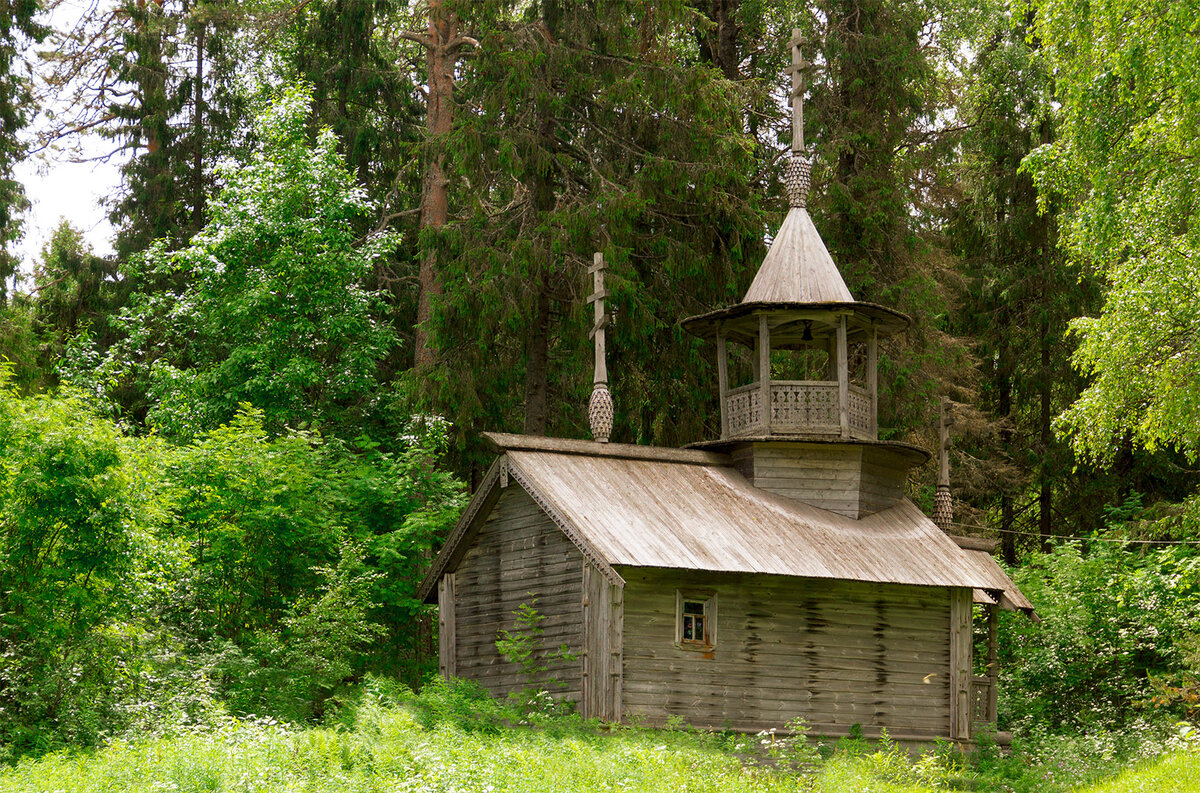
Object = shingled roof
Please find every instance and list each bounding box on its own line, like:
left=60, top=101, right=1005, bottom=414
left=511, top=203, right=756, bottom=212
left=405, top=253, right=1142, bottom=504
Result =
left=743, top=206, right=854, bottom=304
left=418, top=433, right=1030, bottom=612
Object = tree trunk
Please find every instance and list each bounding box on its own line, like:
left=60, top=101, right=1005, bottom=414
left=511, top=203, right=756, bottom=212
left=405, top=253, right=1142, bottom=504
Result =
left=521, top=0, right=559, bottom=435
left=140, top=0, right=166, bottom=156
left=998, top=340, right=1017, bottom=565
left=414, top=0, right=458, bottom=369
left=191, top=18, right=206, bottom=234
left=523, top=288, right=551, bottom=435
left=695, top=0, right=741, bottom=81
left=1039, top=309, right=1052, bottom=551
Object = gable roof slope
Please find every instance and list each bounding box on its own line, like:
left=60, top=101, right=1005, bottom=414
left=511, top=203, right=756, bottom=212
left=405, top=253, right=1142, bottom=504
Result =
left=420, top=436, right=1012, bottom=600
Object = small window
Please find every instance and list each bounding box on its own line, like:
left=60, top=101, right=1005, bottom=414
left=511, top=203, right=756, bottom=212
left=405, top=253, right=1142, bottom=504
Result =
left=675, top=590, right=716, bottom=650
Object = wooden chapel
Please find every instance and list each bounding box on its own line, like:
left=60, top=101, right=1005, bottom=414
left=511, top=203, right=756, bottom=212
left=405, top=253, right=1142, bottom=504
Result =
left=417, top=29, right=1034, bottom=746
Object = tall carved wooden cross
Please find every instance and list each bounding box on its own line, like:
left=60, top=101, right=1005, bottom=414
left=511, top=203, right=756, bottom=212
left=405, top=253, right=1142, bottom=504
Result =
left=788, top=28, right=812, bottom=154
left=587, top=252, right=614, bottom=442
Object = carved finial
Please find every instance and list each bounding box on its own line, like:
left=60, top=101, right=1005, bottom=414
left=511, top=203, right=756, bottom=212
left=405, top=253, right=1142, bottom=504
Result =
left=933, top=397, right=955, bottom=531
left=587, top=252, right=614, bottom=442
left=785, top=155, right=812, bottom=208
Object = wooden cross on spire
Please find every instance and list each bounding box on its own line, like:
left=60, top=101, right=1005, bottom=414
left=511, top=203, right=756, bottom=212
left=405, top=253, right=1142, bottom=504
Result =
left=588, top=252, right=609, bottom=387
left=787, top=28, right=812, bottom=154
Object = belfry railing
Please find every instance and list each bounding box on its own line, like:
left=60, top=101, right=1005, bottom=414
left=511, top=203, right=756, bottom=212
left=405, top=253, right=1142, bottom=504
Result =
left=724, top=380, right=875, bottom=440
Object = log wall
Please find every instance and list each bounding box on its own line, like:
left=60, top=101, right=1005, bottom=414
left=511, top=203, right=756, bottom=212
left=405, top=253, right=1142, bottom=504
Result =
left=452, top=485, right=584, bottom=705
left=732, top=442, right=863, bottom=516
left=620, top=567, right=955, bottom=738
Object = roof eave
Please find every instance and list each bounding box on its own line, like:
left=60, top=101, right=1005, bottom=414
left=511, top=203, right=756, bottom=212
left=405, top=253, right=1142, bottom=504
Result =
left=681, top=301, right=912, bottom=342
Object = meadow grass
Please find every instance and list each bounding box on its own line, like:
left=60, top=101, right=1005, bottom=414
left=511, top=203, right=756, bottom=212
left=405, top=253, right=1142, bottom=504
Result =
left=0, top=682, right=1194, bottom=793
left=1074, top=751, right=1200, bottom=793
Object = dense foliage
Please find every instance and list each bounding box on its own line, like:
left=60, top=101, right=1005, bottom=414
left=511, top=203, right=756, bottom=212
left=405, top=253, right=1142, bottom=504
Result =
left=1002, top=541, right=1200, bottom=730
left=0, top=371, right=462, bottom=756
left=1025, top=0, right=1200, bottom=463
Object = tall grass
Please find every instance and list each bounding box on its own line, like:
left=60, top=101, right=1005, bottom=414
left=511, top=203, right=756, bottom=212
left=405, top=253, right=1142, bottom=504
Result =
left=0, top=680, right=1195, bottom=793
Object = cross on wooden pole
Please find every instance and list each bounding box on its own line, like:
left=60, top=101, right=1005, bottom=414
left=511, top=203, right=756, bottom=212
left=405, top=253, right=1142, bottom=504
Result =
left=586, top=252, right=614, bottom=442
left=787, top=28, right=812, bottom=154
left=587, top=252, right=609, bottom=387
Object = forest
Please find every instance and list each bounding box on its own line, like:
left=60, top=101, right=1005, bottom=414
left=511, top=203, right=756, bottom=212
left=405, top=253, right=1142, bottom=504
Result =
left=0, top=0, right=1199, bottom=790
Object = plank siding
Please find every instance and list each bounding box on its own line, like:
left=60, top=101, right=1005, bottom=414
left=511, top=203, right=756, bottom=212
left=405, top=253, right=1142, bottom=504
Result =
left=743, top=443, right=863, bottom=517
left=620, top=567, right=954, bottom=738
left=948, top=587, right=973, bottom=740
left=452, top=486, right=585, bottom=705
left=731, top=442, right=910, bottom=518
left=582, top=563, right=625, bottom=720
left=438, top=574, right=456, bottom=678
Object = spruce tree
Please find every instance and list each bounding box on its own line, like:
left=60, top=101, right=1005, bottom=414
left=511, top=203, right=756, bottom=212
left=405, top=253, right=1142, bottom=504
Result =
left=422, top=1, right=767, bottom=463
left=0, top=0, right=46, bottom=303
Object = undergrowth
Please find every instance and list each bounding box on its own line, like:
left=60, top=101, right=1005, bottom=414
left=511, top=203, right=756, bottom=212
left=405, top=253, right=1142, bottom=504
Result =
left=0, top=679, right=1196, bottom=793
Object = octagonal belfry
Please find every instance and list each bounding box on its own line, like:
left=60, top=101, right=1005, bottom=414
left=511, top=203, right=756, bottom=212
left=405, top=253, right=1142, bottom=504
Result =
left=682, top=157, right=909, bottom=442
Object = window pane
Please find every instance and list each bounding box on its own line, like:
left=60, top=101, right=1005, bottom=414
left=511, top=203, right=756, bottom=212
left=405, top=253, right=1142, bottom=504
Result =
left=695, top=616, right=705, bottom=639
left=683, top=616, right=694, bottom=640
left=683, top=600, right=704, bottom=615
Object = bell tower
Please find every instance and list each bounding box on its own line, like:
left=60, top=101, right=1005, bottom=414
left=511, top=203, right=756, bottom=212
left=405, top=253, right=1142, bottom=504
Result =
left=682, top=28, right=927, bottom=518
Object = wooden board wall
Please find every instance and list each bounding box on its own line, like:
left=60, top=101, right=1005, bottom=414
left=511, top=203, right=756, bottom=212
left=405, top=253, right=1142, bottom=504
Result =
left=620, top=568, right=954, bottom=739
left=581, top=563, right=624, bottom=721
left=729, top=442, right=912, bottom=519
left=948, top=587, right=973, bottom=741
left=452, top=485, right=585, bottom=706
left=859, top=453, right=909, bottom=516
left=733, top=443, right=864, bottom=517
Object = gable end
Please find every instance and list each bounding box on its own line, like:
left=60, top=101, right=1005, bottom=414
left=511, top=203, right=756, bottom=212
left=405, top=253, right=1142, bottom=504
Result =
left=505, top=460, right=624, bottom=587
left=417, top=455, right=623, bottom=603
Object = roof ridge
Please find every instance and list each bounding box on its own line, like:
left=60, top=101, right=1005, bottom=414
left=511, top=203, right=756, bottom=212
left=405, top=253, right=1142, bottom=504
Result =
left=482, top=432, right=731, bottom=465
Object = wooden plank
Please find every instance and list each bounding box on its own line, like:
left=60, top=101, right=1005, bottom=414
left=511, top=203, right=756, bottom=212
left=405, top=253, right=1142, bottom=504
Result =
left=837, top=314, right=849, bottom=437
left=417, top=458, right=504, bottom=601
left=620, top=569, right=952, bottom=735
left=452, top=486, right=585, bottom=703
left=718, top=334, right=730, bottom=439
left=581, top=563, right=600, bottom=720
left=503, top=445, right=994, bottom=591
left=948, top=588, right=972, bottom=740
left=759, top=313, right=771, bottom=434
left=610, top=578, right=624, bottom=722
left=986, top=604, right=999, bottom=725
left=580, top=560, right=625, bottom=722
left=483, top=432, right=729, bottom=465
left=438, top=573, right=456, bottom=678
left=867, top=326, right=878, bottom=437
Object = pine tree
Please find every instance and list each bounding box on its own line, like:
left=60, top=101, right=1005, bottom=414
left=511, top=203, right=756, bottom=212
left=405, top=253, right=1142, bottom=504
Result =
left=945, top=11, right=1095, bottom=556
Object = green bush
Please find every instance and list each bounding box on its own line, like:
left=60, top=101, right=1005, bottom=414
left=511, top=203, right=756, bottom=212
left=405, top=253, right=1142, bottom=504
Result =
left=1001, top=541, right=1200, bottom=732
left=0, top=370, right=158, bottom=756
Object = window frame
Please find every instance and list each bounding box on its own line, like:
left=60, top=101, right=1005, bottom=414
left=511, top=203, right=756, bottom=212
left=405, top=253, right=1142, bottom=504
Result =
left=674, top=589, right=717, bottom=651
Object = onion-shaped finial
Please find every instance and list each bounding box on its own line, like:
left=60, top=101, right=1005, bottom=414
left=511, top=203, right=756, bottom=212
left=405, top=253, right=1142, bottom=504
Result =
left=588, top=383, right=614, bottom=443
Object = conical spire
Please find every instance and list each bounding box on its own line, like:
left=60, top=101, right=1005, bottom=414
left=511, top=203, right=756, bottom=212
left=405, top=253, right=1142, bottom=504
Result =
left=740, top=30, right=854, bottom=307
